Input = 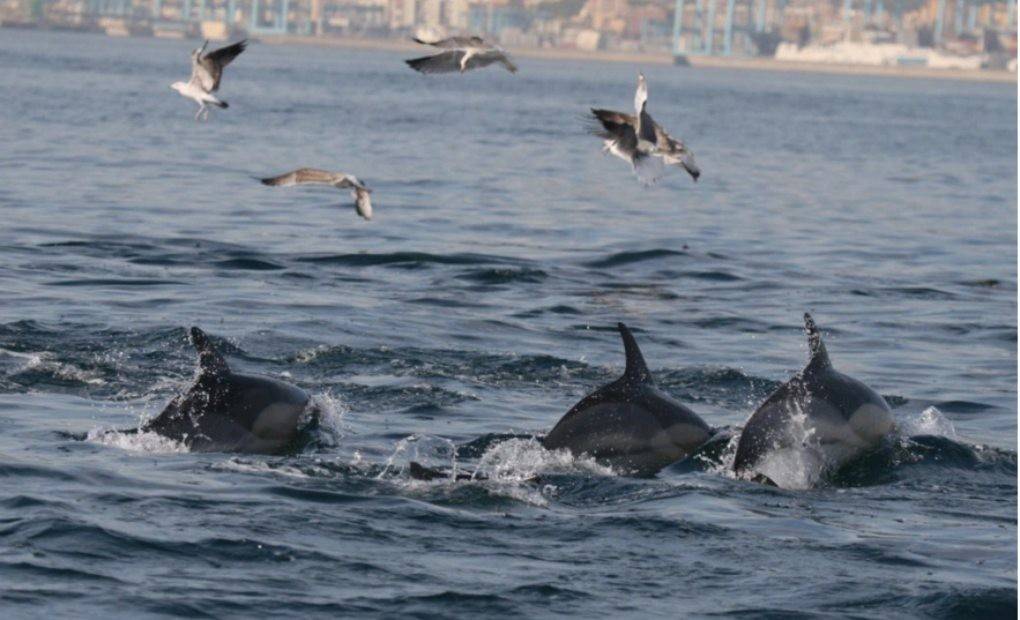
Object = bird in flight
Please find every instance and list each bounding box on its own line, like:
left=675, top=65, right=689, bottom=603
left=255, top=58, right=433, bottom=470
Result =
left=589, top=73, right=700, bottom=185
left=259, top=168, right=374, bottom=221
left=171, top=39, right=247, bottom=121
left=405, top=36, right=517, bottom=74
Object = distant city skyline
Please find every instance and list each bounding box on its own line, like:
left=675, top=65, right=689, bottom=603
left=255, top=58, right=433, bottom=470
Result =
left=1, top=0, right=1016, bottom=67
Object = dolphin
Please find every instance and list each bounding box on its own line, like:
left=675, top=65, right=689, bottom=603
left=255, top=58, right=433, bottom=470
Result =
left=542, top=323, right=713, bottom=476
left=141, top=327, right=317, bottom=453
left=732, top=313, right=895, bottom=483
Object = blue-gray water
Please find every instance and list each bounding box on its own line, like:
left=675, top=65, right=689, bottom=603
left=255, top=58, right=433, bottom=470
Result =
left=0, top=29, right=1016, bottom=617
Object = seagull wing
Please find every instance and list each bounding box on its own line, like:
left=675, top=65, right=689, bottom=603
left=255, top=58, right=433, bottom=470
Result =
left=637, top=109, right=658, bottom=147
left=633, top=75, right=658, bottom=148
left=464, top=49, right=517, bottom=73
left=260, top=168, right=339, bottom=187
left=353, top=186, right=373, bottom=220
left=405, top=50, right=466, bottom=74
left=334, top=174, right=367, bottom=190
left=591, top=108, right=667, bottom=184
left=414, top=35, right=488, bottom=49
left=196, top=39, right=247, bottom=92
left=590, top=108, right=639, bottom=153
left=633, top=73, right=648, bottom=117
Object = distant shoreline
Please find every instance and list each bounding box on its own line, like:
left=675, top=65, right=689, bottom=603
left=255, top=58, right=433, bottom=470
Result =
left=3, top=24, right=1014, bottom=83
left=263, top=34, right=1018, bottom=84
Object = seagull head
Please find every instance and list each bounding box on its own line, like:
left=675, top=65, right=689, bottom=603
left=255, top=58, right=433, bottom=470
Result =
left=191, top=40, right=209, bottom=59
left=170, top=81, right=187, bottom=93
left=658, top=134, right=700, bottom=182
left=664, top=150, right=700, bottom=182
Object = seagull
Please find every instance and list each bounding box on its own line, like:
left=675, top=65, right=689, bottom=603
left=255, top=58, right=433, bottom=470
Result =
left=171, top=39, right=247, bottom=121
left=259, top=168, right=374, bottom=220
left=405, top=35, right=517, bottom=74
left=589, top=73, right=700, bottom=184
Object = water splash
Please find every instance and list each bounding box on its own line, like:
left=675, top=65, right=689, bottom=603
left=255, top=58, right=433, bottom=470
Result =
left=305, top=390, right=349, bottom=448
left=377, top=434, right=459, bottom=480
left=474, top=437, right=614, bottom=481
left=711, top=398, right=827, bottom=490
left=377, top=434, right=618, bottom=506
left=898, top=406, right=958, bottom=440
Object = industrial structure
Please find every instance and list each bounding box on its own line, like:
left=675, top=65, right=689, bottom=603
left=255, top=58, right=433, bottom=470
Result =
left=671, top=0, right=1017, bottom=58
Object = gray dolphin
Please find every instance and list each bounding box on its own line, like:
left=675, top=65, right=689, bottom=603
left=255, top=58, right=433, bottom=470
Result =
left=542, top=323, right=713, bottom=476
left=733, top=313, right=894, bottom=483
left=142, top=327, right=317, bottom=453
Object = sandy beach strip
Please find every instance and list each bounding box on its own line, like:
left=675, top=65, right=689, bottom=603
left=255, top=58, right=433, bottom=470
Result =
left=261, top=34, right=1016, bottom=84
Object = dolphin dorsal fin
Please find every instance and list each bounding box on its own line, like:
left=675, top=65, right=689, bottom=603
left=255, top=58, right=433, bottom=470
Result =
left=803, top=313, right=831, bottom=372
left=617, top=322, right=652, bottom=384
left=190, top=327, right=230, bottom=377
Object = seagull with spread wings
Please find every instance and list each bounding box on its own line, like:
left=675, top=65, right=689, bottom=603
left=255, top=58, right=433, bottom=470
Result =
left=405, top=35, right=517, bottom=74
left=589, top=73, right=700, bottom=185
left=171, top=39, right=247, bottom=121
left=259, top=169, right=374, bottom=221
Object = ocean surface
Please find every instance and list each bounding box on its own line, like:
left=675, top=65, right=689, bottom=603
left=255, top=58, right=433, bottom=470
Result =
left=0, top=29, right=1016, bottom=618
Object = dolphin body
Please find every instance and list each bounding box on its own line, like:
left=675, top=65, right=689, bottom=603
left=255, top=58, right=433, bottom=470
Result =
left=142, top=327, right=316, bottom=453
left=733, top=314, right=895, bottom=483
left=542, top=323, right=713, bottom=476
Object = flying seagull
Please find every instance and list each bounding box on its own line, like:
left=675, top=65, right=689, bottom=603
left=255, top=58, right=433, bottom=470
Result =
left=589, top=73, right=700, bottom=184
left=171, top=39, right=247, bottom=121
left=405, top=35, right=517, bottom=74
left=259, top=168, right=374, bottom=220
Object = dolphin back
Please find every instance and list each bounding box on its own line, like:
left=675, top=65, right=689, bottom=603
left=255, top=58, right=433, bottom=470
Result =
left=143, top=327, right=314, bottom=454
left=733, top=315, right=894, bottom=478
left=543, top=323, right=711, bottom=475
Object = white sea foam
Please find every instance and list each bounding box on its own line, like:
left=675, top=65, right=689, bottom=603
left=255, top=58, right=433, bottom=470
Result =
left=213, top=457, right=315, bottom=478
left=1, top=347, right=106, bottom=386
left=85, top=428, right=189, bottom=453
left=293, top=344, right=330, bottom=364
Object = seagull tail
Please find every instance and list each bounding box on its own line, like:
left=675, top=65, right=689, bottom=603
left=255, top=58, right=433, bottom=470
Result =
left=214, top=99, right=228, bottom=109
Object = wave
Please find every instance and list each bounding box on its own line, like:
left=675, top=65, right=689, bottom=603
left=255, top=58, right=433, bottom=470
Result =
left=212, top=258, right=285, bottom=271
left=911, top=587, right=1017, bottom=618
left=584, top=248, right=688, bottom=269
left=455, top=267, right=548, bottom=285
left=295, top=251, right=515, bottom=268
left=852, top=286, right=959, bottom=300
left=45, top=278, right=188, bottom=287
